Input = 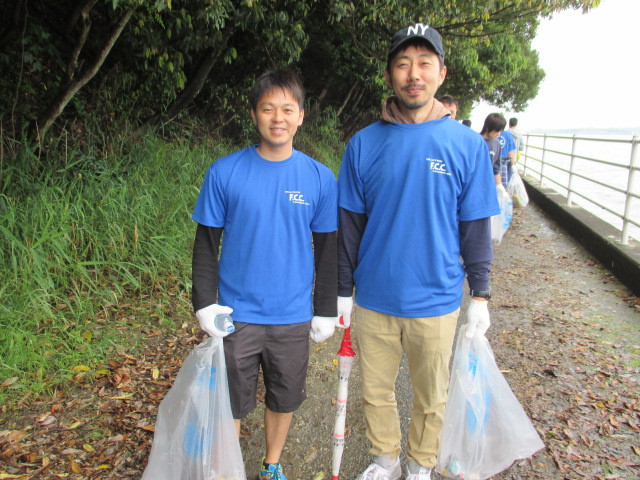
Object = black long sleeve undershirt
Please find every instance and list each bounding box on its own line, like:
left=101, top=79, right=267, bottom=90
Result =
left=337, top=208, right=368, bottom=297
left=191, top=223, right=222, bottom=311
left=191, top=224, right=338, bottom=317
left=312, top=230, right=338, bottom=317
left=459, top=217, right=493, bottom=291
left=337, top=207, right=493, bottom=296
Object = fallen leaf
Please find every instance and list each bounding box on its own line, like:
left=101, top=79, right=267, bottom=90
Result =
left=0, top=377, right=18, bottom=388
left=312, top=472, right=325, bottom=480
left=108, top=393, right=133, bottom=400
left=303, top=447, right=317, bottom=464
left=72, top=365, right=90, bottom=372
left=152, top=368, right=160, bottom=380
left=61, top=448, right=83, bottom=455
left=82, top=443, right=95, bottom=452
left=38, top=414, right=56, bottom=426
left=70, top=460, right=82, bottom=473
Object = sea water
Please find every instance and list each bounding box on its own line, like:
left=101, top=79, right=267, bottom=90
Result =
left=521, top=133, right=640, bottom=241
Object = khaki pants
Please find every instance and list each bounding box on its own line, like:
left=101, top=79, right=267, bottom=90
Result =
left=355, top=306, right=459, bottom=468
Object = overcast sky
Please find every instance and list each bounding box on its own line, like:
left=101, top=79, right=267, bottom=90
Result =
left=467, top=0, right=640, bottom=132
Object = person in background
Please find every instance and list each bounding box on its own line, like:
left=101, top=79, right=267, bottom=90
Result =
left=191, top=68, right=339, bottom=480
left=462, top=118, right=472, bottom=127
left=509, top=117, right=524, bottom=160
left=438, top=94, right=458, bottom=119
left=498, top=126, right=517, bottom=188
left=481, top=113, right=507, bottom=188
left=337, top=23, right=499, bottom=480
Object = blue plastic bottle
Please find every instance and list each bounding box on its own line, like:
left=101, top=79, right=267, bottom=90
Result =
left=184, top=367, right=216, bottom=459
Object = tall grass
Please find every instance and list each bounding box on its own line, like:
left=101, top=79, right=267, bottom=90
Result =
left=0, top=121, right=345, bottom=403
left=0, top=134, right=235, bottom=401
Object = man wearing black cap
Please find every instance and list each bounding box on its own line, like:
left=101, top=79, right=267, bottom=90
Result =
left=336, top=23, right=499, bottom=480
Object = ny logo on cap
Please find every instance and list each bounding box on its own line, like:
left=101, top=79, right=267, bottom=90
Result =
left=407, top=23, right=430, bottom=36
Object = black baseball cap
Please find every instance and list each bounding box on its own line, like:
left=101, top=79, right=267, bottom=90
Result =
left=389, top=23, right=445, bottom=59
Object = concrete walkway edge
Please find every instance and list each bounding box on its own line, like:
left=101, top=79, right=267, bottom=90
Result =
left=522, top=174, right=640, bottom=296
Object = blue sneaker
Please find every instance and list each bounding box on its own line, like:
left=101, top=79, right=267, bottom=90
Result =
left=259, top=458, right=287, bottom=480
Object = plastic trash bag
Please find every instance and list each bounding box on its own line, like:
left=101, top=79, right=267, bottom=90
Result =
left=141, top=336, right=246, bottom=480
left=436, top=329, right=544, bottom=480
left=490, top=186, right=513, bottom=245
left=506, top=171, right=529, bottom=208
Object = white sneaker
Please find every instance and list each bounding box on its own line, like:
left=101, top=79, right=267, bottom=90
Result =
left=404, top=469, right=430, bottom=480
left=355, top=456, right=401, bottom=480
left=405, top=459, right=431, bottom=480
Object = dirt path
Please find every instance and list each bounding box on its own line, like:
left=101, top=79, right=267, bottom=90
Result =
left=1, top=203, right=639, bottom=480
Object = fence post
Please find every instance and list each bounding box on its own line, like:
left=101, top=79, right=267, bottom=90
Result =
left=621, top=135, right=639, bottom=245
left=523, top=134, right=529, bottom=176
left=567, top=134, right=578, bottom=206
left=540, top=133, right=548, bottom=186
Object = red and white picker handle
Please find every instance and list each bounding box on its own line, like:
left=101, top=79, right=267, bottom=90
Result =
left=331, top=325, right=356, bottom=480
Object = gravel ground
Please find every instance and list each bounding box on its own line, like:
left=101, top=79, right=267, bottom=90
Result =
left=239, top=203, right=640, bottom=480
left=1, top=203, right=638, bottom=480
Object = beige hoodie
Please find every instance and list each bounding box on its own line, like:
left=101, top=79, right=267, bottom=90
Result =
left=381, top=96, right=451, bottom=124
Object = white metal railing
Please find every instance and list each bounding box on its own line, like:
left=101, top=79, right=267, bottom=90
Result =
left=520, top=133, right=640, bottom=245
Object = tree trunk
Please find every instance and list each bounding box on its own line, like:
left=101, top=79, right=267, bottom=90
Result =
left=336, top=81, right=359, bottom=117
left=133, top=47, right=221, bottom=138
left=311, top=84, right=329, bottom=115
left=64, top=0, right=96, bottom=85
left=33, top=7, right=135, bottom=141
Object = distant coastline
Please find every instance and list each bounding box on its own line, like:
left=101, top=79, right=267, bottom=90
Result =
left=526, top=127, right=640, bottom=136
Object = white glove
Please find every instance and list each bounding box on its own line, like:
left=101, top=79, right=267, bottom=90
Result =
left=310, top=316, right=336, bottom=343
left=465, top=299, right=491, bottom=339
left=196, top=303, right=234, bottom=338
left=337, top=296, right=353, bottom=328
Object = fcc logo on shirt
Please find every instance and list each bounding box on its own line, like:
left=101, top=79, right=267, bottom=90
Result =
left=285, top=190, right=310, bottom=205
left=427, top=157, right=451, bottom=176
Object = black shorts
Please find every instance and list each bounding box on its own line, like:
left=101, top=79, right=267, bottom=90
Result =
left=223, top=321, right=311, bottom=419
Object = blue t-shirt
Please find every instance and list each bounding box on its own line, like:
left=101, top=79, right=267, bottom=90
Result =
left=498, top=130, right=516, bottom=159
left=338, top=118, right=499, bottom=317
left=484, top=137, right=501, bottom=176
left=193, top=146, right=338, bottom=324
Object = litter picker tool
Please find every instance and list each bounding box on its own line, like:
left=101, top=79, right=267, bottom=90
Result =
left=331, top=325, right=356, bottom=480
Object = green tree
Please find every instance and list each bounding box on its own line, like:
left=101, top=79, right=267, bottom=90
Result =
left=0, top=0, right=600, bottom=162
left=298, top=0, right=599, bottom=130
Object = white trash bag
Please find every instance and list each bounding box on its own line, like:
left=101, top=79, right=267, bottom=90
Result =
left=141, top=336, right=246, bottom=480
left=490, top=186, right=513, bottom=245
left=506, top=171, right=529, bottom=208
left=436, top=329, right=544, bottom=480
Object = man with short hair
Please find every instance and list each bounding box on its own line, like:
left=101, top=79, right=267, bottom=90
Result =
left=438, top=94, right=459, bottom=119
left=192, top=68, right=339, bottom=480
left=481, top=113, right=508, bottom=187
left=498, top=127, right=517, bottom=187
left=337, top=23, right=499, bottom=480
left=509, top=117, right=524, bottom=160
